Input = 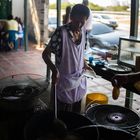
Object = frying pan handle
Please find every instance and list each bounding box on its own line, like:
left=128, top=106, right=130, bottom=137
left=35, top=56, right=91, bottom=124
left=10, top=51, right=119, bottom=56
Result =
left=54, top=84, right=57, bottom=119
left=51, top=83, right=58, bottom=119
left=120, top=123, right=140, bottom=133
left=123, top=122, right=140, bottom=134
left=129, top=123, right=140, bottom=133
left=137, top=123, right=140, bottom=130
left=82, top=103, right=99, bottom=117
left=85, top=102, right=99, bottom=112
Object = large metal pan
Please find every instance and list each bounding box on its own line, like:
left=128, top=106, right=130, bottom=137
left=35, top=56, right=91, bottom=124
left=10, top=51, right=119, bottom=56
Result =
left=24, top=110, right=135, bottom=140
left=24, top=110, right=93, bottom=140
left=85, top=104, right=140, bottom=134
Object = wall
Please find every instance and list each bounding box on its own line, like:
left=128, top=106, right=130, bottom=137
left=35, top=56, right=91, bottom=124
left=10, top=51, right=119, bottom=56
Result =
left=12, top=0, right=24, bottom=20
left=28, top=0, right=49, bottom=44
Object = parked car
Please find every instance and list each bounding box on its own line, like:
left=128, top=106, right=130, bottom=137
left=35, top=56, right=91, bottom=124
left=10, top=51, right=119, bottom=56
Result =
left=48, top=17, right=57, bottom=37
left=88, top=22, right=120, bottom=59
left=92, top=14, right=118, bottom=29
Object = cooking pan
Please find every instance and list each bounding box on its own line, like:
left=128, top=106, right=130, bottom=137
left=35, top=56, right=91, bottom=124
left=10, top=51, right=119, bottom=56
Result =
left=0, top=84, right=45, bottom=111
left=24, top=110, right=135, bottom=140
left=85, top=104, right=140, bottom=134
left=24, top=110, right=93, bottom=140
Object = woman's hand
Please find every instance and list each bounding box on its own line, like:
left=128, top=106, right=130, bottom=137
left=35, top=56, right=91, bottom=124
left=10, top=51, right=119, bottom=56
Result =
left=111, top=74, right=128, bottom=88
left=84, top=63, right=93, bottom=71
left=84, top=60, right=93, bottom=71
left=84, top=61, right=97, bottom=77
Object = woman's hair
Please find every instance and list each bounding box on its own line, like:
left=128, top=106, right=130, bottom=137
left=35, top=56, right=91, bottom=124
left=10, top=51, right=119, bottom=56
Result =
left=70, top=4, right=90, bottom=19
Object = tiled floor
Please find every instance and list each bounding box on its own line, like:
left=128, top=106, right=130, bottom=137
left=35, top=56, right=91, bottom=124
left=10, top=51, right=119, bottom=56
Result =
left=0, top=45, right=46, bottom=79
left=0, top=44, right=140, bottom=115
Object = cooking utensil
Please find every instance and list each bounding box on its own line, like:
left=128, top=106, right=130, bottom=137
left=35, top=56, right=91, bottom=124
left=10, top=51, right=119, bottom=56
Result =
left=51, top=84, right=67, bottom=137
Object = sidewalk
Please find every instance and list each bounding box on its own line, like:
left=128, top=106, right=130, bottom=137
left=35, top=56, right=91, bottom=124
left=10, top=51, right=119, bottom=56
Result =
left=0, top=44, right=46, bottom=79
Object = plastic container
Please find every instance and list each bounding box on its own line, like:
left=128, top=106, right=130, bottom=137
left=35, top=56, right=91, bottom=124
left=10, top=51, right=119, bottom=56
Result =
left=86, top=93, right=108, bottom=106
left=88, top=56, right=94, bottom=64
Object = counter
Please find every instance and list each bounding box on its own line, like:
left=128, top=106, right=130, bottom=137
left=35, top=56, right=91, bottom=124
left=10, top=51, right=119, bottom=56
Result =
left=88, top=62, right=140, bottom=109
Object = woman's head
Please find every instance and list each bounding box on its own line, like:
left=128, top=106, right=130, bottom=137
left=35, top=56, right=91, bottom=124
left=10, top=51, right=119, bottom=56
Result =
left=70, top=4, right=90, bottom=29
left=70, top=4, right=89, bottom=20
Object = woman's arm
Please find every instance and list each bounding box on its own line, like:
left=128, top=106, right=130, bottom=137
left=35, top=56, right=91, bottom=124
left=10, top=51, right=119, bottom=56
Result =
left=42, top=27, right=62, bottom=85
left=42, top=46, right=59, bottom=85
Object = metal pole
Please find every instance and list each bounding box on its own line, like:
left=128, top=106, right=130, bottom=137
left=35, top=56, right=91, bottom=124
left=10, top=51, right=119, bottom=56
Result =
left=125, top=90, right=133, bottom=109
left=130, top=0, right=139, bottom=37
left=24, top=0, right=28, bottom=51
left=56, top=0, right=61, bottom=27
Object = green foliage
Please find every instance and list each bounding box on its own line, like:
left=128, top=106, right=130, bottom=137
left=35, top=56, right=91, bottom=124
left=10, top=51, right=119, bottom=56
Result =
left=49, top=2, right=73, bottom=9
left=49, top=3, right=56, bottom=9
left=89, top=3, right=104, bottom=11
left=49, top=2, right=104, bottom=11
left=105, top=6, right=129, bottom=11
left=49, top=2, right=128, bottom=12
left=61, top=2, right=72, bottom=9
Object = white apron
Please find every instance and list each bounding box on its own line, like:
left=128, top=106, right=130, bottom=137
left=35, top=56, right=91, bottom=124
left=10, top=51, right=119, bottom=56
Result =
left=56, top=26, right=87, bottom=104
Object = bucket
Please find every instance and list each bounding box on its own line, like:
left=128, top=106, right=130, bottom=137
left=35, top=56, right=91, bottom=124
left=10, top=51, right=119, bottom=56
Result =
left=86, top=93, right=108, bottom=107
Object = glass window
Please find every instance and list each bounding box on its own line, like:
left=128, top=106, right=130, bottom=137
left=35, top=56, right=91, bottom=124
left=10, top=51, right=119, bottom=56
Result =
left=48, top=0, right=138, bottom=38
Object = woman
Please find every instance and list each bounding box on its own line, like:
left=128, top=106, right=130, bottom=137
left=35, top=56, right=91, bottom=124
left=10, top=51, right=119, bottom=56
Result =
left=42, top=4, right=93, bottom=113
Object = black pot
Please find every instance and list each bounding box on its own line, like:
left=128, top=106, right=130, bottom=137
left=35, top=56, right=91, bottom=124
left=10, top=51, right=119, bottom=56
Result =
left=85, top=104, right=140, bottom=134
left=24, top=110, right=94, bottom=140
left=0, top=84, right=44, bottom=111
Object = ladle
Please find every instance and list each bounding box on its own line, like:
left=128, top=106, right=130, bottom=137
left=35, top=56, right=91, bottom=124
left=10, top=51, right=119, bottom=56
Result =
left=51, top=83, right=67, bottom=137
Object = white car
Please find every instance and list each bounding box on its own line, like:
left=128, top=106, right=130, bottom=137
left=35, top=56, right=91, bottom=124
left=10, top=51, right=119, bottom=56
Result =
left=88, top=22, right=120, bottom=59
left=92, top=14, right=118, bottom=29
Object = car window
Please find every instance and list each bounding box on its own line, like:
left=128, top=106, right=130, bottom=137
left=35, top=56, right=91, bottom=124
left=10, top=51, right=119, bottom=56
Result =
left=90, top=23, right=113, bottom=35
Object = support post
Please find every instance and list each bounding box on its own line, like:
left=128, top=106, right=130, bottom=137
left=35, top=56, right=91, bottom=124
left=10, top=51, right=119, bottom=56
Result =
left=24, top=0, right=28, bottom=51
left=130, top=0, right=139, bottom=37
left=56, top=0, right=61, bottom=27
